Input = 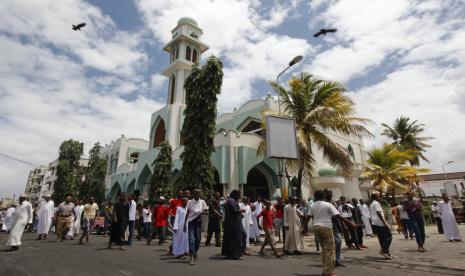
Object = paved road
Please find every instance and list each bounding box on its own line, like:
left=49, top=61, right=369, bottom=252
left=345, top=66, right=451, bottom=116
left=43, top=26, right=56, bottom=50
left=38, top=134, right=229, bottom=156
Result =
left=1, top=225, right=464, bottom=276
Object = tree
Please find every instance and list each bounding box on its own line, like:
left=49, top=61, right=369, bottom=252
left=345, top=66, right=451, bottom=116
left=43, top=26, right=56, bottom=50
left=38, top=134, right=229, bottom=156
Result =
left=381, top=116, right=433, bottom=166
left=79, top=142, right=107, bottom=204
left=53, top=139, right=83, bottom=205
left=180, top=56, right=223, bottom=196
left=362, top=144, right=429, bottom=198
left=149, top=141, right=173, bottom=200
left=258, top=72, right=372, bottom=196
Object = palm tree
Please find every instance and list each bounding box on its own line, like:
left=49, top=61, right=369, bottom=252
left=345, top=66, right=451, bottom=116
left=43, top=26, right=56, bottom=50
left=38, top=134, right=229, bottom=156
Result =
left=381, top=116, right=433, bottom=166
left=258, top=72, right=373, bottom=196
left=362, top=144, right=430, bottom=198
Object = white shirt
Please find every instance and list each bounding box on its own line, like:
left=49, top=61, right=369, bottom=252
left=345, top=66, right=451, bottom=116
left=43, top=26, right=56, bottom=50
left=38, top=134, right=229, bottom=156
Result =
left=186, top=199, right=208, bottom=222
left=397, top=205, right=409, bottom=220
left=129, top=200, right=137, bottom=221
left=142, top=208, right=152, bottom=223
left=309, top=201, right=340, bottom=229
left=369, top=200, right=385, bottom=226
left=338, top=204, right=353, bottom=218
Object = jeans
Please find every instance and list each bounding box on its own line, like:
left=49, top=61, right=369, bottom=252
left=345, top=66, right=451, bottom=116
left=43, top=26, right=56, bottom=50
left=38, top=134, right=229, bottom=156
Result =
left=104, top=217, right=111, bottom=236
left=188, top=218, right=202, bottom=257
left=356, top=226, right=363, bottom=246
left=333, top=231, right=342, bottom=262
left=400, top=219, right=413, bottom=238
left=206, top=218, right=221, bottom=246
left=435, top=217, right=443, bottom=234
left=127, top=220, right=135, bottom=245
left=273, top=218, right=284, bottom=241
left=143, top=222, right=151, bottom=239
left=372, top=225, right=392, bottom=254
left=408, top=214, right=425, bottom=246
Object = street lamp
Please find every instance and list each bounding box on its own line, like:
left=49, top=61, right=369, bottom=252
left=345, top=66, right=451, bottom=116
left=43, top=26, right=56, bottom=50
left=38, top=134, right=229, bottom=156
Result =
left=442, top=160, right=454, bottom=182
left=275, top=55, right=303, bottom=198
left=276, top=55, right=303, bottom=114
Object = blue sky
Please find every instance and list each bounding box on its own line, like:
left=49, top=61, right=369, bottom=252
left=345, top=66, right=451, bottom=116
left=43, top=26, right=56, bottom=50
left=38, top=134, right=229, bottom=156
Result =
left=1, top=0, right=465, bottom=197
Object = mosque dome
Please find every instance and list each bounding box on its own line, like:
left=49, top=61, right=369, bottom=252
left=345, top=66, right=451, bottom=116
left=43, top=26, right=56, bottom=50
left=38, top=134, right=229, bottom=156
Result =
left=317, top=167, right=338, bottom=177
left=177, top=17, right=198, bottom=27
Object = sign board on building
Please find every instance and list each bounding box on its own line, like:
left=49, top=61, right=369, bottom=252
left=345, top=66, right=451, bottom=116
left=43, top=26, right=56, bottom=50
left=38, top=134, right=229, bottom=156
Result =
left=265, top=115, right=299, bottom=160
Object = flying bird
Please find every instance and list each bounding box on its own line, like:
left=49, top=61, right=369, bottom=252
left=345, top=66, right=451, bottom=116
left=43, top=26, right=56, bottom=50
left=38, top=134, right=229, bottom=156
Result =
left=72, top=22, right=86, bottom=31
left=313, top=28, right=337, bottom=37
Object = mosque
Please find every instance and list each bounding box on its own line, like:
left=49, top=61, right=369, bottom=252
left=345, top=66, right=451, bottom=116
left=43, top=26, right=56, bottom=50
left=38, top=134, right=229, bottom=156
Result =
left=103, top=17, right=369, bottom=202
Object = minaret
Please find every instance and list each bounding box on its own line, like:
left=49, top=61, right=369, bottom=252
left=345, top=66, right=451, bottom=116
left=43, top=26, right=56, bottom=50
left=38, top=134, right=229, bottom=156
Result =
left=161, top=17, right=209, bottom=148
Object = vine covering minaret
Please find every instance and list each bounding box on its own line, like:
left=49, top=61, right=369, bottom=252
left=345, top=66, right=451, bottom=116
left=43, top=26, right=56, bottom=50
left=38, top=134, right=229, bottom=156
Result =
left=162, top=17, right=209, bottom=106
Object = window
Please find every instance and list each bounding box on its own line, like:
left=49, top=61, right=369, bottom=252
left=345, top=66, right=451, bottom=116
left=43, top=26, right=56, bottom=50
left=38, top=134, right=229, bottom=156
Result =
left=130, top=152, right=139, bottom=164
left=175, top=45, right=179, bottom=60
left=192, top=49, right=198, bottom=63
left=153, top=120, right=166, bottom=148
left=461, top=182, right=464, bottom=190
left=186, top=46, right=191, bottom=61
left=169, top=76, right=176, bottom=104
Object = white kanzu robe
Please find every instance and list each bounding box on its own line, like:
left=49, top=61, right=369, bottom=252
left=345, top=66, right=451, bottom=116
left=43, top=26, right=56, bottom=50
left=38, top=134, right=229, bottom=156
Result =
left=250, top=208, right=261, bottom=239
left=2, top=206, right=16, bottom=231
left=73, top=205, right=84, bottom=235
left=6, top=201, right=32, bottom=246
left=284, top=204, right=304, bottom=252
left=172, top=207, right=189, bottom=256
left=438, top=200, right=462, bottom=241
left=239, top=203, right=253, bottom=248
left=36, top=200, right=55, bottom=235
left=359, top=203, right=373, bottom=235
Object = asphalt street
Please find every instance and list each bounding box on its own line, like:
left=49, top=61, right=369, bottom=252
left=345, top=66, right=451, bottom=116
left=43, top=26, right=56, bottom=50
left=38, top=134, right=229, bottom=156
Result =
left=1, top=225, right=464, bottom=276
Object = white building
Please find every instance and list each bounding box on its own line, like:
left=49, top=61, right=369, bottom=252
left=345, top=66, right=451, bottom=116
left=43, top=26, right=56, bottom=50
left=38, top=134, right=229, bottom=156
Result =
left=25, top=158, right=89, bottom=204
left=105, top=17, right=369, bottom=202
left=419, top=172, right=465, bottom=199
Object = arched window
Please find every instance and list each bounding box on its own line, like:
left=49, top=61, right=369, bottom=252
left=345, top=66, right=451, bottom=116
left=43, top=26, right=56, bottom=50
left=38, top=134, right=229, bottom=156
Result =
left=169, top=76, right=176, bottom=104
left=192, top=49, right=198, bottom=63
left=129, top=152, right=139, bottom=164
left=153, top=119, right=166, bottom=148
left=186, top=46, right=191, bottom=61
left=109, top=154, right=114, bottom=173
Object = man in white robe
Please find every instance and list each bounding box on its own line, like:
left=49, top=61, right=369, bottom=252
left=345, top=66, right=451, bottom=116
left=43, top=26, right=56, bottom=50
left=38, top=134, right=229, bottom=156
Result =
left=73, top=200, right=84, bottom=236
left=2, top=205, right=16, bottom=232
left=254, top=197, right=265, bottom=236
left=358, top=199, right=373, bottom=236
left=173, top=198, right=189, bottom=257
left=6, top=195, right=32, bottom=251
left=239, top=197, right=253, bottom=249
left=249, top=205, right=261, bottom=244
left=36, top=195, right=55, bottom=240
left=437, top=194, right=462, bottom=242
left=284, top=197, right=304, bottom=254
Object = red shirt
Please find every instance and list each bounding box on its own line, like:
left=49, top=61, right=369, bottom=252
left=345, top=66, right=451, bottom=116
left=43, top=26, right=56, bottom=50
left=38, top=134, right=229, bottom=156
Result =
left=258, top=209, right=274, bottom=229
left=169, top=198, right=182, bottom=216
left=153, top=205, right=170, bottom=227
left=274, top=203, right=283, bottom=219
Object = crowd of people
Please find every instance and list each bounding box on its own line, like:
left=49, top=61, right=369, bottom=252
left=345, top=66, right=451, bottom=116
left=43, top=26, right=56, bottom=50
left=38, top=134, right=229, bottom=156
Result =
left=1, top=189, right=464, bottom=276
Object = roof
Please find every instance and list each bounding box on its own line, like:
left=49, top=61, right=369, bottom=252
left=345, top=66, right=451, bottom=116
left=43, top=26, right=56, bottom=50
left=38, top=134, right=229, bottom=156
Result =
left=419, top=172, right=465, bottom=181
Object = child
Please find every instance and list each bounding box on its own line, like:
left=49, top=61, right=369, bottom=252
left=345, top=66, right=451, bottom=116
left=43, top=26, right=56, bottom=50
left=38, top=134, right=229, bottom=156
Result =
left=79, top=211, right=90, bottom=245
left=172, top=197, right=189, bottom=258
left=258, top=200, right=282, bottom=257
left=142, top=203, right=152, bottom=239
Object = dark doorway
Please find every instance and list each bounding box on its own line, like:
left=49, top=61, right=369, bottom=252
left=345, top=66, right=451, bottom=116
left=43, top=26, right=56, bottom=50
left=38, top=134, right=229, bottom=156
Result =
left=244, top=166, right=270, bottom=201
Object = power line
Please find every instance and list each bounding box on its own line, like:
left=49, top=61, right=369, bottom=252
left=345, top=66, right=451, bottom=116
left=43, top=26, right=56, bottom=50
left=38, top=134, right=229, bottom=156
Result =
left=0, top=152, right=39, bottom=167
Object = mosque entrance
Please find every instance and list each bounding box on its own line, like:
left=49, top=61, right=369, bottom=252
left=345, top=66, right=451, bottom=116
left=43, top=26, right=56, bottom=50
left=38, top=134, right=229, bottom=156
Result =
left=244, top=166, right=271, bottom=201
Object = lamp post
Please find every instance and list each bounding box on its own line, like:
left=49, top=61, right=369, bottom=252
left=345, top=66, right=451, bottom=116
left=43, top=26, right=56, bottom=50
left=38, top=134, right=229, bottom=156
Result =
left=276, top=55, right=303, bottom=114
left=442, top=160, right=454, bottom=196
left=275, top=55, right=303, bottom=197
left=442, top=160, right=454, bottom=182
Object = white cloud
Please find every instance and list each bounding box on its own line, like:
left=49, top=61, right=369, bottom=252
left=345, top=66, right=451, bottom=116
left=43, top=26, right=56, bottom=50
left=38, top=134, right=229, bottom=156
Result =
left=135, top=0, right=312, bottom=111
left=0, top=1, right=164, bottom=197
